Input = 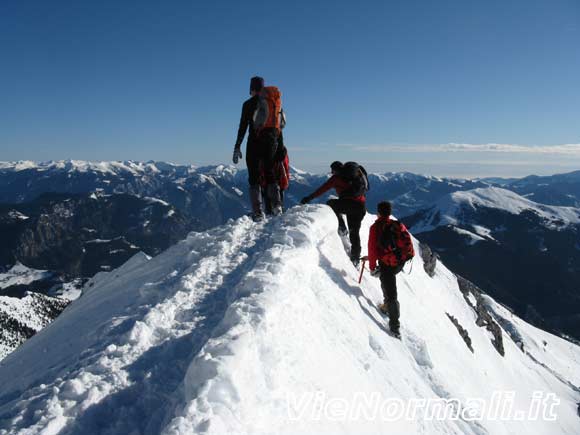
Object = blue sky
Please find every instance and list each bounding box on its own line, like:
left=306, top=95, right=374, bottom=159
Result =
left=1, top=0, right=579, bottom=177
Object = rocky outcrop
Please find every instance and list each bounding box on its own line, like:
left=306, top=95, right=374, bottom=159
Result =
left=457, top=275, right=505, bottom=356
left=419, top=242, right=438, bottom=277
left=2, top=192, right=195, bottom=277
left=405, top=187, right=580, bottom=342
left=446, top=313, right=474, bottom=353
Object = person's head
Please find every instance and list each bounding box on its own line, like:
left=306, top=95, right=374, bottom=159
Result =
left=377, top=201, right=392, bottom=218
left=250, top=76, right=264, bottom=96
left=330, top=161, right=343, bottom=175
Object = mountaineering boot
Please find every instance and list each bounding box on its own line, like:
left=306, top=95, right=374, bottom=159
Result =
left=378, top=302, right=388, bottom=315
left=388, top=300, right=401, bottom=335
left=378, top=302, right=401, bottom=337
left=266, top=183, right=283, bottom=216
left=249, top=185, right=265, bottom=222
left=350, top=254, right=360, bottom=268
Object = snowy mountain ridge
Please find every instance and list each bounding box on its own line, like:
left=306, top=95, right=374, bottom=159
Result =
left=0, top=263, right=52, bottom=290
left=0, top=160, right=194, bottom=176
left=411, top=186, right=580, bottom=234
left=0, top=159, right=492, bottom=220
left=0, top=206, right=579, bottom=434
left=404, top=187, right=580, bottom=341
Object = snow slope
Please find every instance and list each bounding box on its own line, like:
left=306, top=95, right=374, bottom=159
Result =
left=0, top=206, right=579, bottom=434
left=0, top=263, right=52, bottom=290
left=411, top=186, right=580, bottom=233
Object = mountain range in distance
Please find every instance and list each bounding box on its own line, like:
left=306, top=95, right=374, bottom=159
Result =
left=1, top=160, right=579, bottom=358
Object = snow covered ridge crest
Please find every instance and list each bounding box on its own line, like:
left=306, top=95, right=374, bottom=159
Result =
left=450, top=187, right=580, bottom=224
left=0, top=207, right=579, bottom=434
left=412, top=186, right=580, bottom=233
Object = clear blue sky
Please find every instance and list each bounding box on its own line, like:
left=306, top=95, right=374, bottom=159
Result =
left=1, top=0, right=579, bottom=177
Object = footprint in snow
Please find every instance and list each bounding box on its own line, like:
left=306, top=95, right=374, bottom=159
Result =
left=405, top=331, right=434, bottom=369
left=368, top=334, right=388, bottom=360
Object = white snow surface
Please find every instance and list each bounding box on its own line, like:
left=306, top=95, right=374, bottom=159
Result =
left=0, top=206, right=579, bottom=434
left=413, top=186, right=580, bottom=233
left=48, top=280, right=85, bottom=302
left=451, top=227, right=485, bottom=245
left=0, top=263, right=52, bottom=290
left=6, top=210, right=29, bottom=220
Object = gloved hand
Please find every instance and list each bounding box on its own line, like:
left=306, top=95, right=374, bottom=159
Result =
left=370, top=268, right=381, bottom=278
left=233, top=147, right=242, bottom=164
left=300, top=195, right=312, bottom=205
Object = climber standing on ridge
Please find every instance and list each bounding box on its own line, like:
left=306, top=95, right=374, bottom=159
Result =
left=232, top=76, right=286, bottom=221
left=301, top=161, right=369, bottom=267
left=368, top=201, right=415, bottom=337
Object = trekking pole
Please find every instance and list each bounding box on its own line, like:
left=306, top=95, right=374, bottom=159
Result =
left=358, top=256, right=368, bottom=284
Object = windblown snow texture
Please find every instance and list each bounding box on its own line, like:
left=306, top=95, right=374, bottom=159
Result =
left=0, top=206, right=579, bottom=434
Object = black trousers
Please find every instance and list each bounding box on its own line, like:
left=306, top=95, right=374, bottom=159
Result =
left=379, top=261, right=400, bottom=331
left=326, top=198, right=366, bottom=259
left=246, top=129, right=279, bottom=186
left=265, top=190, right=285, bottom=215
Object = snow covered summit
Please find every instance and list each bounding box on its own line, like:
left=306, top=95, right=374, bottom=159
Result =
left=410, top=186, right=580, bottom=234
left=0, top=206, right=579, bottom=434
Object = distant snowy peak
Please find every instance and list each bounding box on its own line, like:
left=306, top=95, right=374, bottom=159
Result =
left=512, top=170, right=580, bottom=186
left=0, top=161, right=39, bottom=171
left=412, top=187, right=580, bottom=233
left=0, top=263, right=53, bottom=290
left=451, top=187, right=580, bottom=224
left=0, top=159, right=246, bottom=190
left=0, top=159, right=196, bottom=176
left=371, top=171, right=440, bottom=183
left=0, top=159, right=474, bottom=184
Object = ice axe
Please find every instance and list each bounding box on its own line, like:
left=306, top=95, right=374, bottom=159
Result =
left=358, top=256, right=369, bottom=284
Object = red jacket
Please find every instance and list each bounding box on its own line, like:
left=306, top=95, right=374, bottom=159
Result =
left=310, top=175, right=366, bottom=203
left=368, top=216, right=413, bottom=271
left=259, top=154, right=290, bottom=190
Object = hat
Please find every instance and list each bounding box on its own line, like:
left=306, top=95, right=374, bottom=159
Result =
left=330, top=161, right=343, bottom=172
left=250, top=76, right=264, bottom=94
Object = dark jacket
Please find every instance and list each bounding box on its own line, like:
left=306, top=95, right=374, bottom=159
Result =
left=235, top=95, right=260, bottom=148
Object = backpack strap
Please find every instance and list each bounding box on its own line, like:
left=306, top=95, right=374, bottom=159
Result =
left=378, top=220, right=404, bottom=264
left=359, top=165, right=370, bottom=191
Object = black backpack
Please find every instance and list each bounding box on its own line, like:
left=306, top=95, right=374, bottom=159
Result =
left=339, top=162, right=369, bottom=198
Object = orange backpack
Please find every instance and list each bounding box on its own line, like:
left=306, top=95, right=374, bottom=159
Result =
left=253, top=86, right=283, bottom=133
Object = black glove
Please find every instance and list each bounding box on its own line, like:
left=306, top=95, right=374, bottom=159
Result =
left=300, top=195, right=312, bottom=205
left=233, top=147, right=242, bottom=164
left=370, top=268, right=381, bottom=278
